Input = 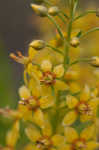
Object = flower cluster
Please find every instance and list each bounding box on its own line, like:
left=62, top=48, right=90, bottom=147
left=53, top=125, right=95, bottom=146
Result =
left=0, top=0, right=99, bottom=150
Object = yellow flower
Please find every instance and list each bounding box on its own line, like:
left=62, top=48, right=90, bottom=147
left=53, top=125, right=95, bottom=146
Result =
left=18, top=85, right=54, bottom=128
left=25, top=122, right=65, bottom=150
left=39, top=60, right=68, bottom=92
left=63, top=85, right=98, bottom=126
left=64, top=126, right=99, bottom=150
left=27, top=60, right=68, bottom=97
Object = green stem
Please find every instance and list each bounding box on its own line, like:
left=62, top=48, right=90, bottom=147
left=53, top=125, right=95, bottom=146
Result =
left=64, top=0, right=74, bottom=69
left=70, top=58, right=91, bottom=66
left=47, top=14, right=64, bottom=40
left=80, top=27, right=99, bottom=38
left=46, top=44, right=64, bottom=55
left=58, top=14, right=67, bottom=24
left=60, top=11, right=69, bottom=19
left=74, top=10, right=97, bottom=22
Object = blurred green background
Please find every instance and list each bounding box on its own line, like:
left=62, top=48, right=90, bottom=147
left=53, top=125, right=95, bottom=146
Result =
left=0, top=0, right=99, bottom=148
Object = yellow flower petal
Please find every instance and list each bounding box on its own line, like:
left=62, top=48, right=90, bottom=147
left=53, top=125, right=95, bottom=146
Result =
left=28, top=47, right=37, bottom=61
left=41, top=60, right=52, bottom=72
left=86, top=141, right=99, bottom=150
left=80, top=125, right=95, bottom=140
left=54, top=80, right=69, bottom=92
left=18, top=85, right=31, bottom=99
left=24, top=144, right=37, bottom=150
left=25, top=125, right=41, bottom=142
left=80, top=114, right=92, bottom=122
left=33, top=109, right=45, bottom=128
left=64, top=127, right=78, bottom=143
left=29, top=79, right=41, bottom=97
left=66, top=95, right=78, bottom=109
left=42, top=119, right=52, bottom=137
left=53, top=64, right=64, bottom=78
left=6, top=121, right=20, bottom=147
left=63, top=110, right=77, bottom=126
left=51, top=134, right=65, bottom=147
left=50, top=148, right=56, bottom=150
left=80, top=85, right=90, bottom=102
left=41, top=85, right=52, bottom=96
left=88, top=99, right=98, bottom=110
left=64, top=70, right=79, bottom=81
left=69, top=82, right=80, bottom=93
left=60, top=144, right=71, bottom=150
left=39, top=95, right=54, bottom=109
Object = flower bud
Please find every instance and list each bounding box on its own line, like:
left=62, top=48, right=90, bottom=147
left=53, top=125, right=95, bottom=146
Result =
left=48, top=6, right=59, bottom=16
left=96, top=8, right=99, bottom=17
left=90, top=56, right=99, bottom=67
left=29, top=40, right=45, bottom=50
left=31, top=4, right=48, bottom=17
left=70, top=37, right=80, bottom=48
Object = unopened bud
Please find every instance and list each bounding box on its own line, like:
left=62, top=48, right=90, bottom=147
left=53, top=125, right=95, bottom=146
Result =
left=90, top=56, right=99, bottom=67
left=70, top=37, right=80, bottom=48
left=96, top=8, right=99, bottom=17
left=48, top=6, right=59, bottom=16
left=29, top=40, right=45, bottom=50
left=31, top=4, right=48, bottom=17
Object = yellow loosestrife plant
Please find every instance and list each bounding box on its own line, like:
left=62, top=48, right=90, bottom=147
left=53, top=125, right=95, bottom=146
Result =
left=0, top=0, right=99, bottom=150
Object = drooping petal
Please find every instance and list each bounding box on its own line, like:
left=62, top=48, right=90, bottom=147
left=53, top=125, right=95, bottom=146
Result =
left=66, top=95, right=79, bottom=109
left=80, top=85, right=90, bottom=102
left=6, top=120, right=20, bottom=147
left=39, top=95, right=54, bottom=109
left=25, top=125, right=41, bottom=142
left=51, top=134, right=65, bottom=147
left=64, top=127, right=78, bottom=143
left=80, top=125, right=95, bottom=141
left=29, top=78, right=41, bottom=97
left=63, top=110, right=77, bottom=126
left=86, top=141, right=99, bottom=150
left=42, top=119, right=52, bottom=137
left=33, top=109, right=45, bottom=128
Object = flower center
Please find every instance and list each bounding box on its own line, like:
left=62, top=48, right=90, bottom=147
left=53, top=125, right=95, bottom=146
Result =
left=40, top=71, right=56, bottom=85
left=77, top=102, right=92, bottom=115
left=36, top=137, right=52, bottom=149
left=19, top=96, right=40, bottom=110
left=72, top=139, right=86, bottom=150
